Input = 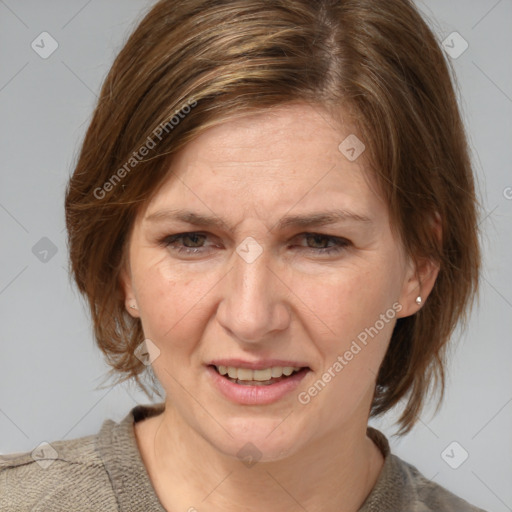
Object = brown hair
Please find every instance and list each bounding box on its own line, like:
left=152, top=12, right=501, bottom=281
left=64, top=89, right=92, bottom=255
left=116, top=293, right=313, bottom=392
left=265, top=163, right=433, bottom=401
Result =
left=64, top=0, right=480, bottom=434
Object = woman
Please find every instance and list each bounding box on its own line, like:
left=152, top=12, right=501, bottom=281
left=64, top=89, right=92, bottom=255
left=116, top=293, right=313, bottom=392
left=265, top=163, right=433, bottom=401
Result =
left=0, top=0, right=485, bottom=510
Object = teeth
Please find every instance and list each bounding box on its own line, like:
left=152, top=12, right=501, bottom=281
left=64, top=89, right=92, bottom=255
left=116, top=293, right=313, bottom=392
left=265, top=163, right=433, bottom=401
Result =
left=253, top=368, right=272, bottom=381
left=271, top=367, right=282, bottom=378
left=215, top=365, right=302, bottom=381
left=237, top=368, right=253, bottom=380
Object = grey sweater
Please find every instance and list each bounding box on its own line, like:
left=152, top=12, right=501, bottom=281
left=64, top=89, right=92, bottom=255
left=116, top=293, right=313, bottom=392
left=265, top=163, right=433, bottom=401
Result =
left=0, top=403, right=487, bottom=511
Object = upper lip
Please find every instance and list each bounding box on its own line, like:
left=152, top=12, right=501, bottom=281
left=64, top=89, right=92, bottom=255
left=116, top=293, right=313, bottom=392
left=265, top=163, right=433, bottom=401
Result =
left=208, top=359, right=310, bottom=370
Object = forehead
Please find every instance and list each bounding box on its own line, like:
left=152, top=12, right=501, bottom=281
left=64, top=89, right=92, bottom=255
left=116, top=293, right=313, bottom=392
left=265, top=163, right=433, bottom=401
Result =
left=140, top=103, right=386, bottom=228
left=173, top=103, right=360, bottom=176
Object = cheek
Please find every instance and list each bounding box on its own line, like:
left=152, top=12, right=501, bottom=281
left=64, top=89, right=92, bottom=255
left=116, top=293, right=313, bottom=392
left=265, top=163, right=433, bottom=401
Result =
left=297, top=265, right=400, bottom=401
left=299, top=264, right=399, bottom=344
left=132, top=258, right=217, bottom=349
left=298, top=304, right=398, bottom=431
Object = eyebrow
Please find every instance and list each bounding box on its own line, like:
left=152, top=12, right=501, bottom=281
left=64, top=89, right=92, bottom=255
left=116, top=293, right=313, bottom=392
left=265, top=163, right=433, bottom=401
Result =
left=144, top=208, right=372, bottom=231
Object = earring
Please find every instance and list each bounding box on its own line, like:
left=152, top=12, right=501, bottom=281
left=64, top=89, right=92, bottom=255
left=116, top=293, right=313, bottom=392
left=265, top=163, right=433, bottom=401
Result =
left=415, top=296, right=422, bottom=306
left=130, top=303, right=138, bottom=310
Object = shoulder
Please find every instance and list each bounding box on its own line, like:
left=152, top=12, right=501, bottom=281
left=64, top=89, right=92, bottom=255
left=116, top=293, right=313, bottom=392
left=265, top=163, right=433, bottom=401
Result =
left=0, top=426, right=119, bottom=512
left=363, top=428, right=488, bottom=512
left=389, top=454, right=488, bottom=512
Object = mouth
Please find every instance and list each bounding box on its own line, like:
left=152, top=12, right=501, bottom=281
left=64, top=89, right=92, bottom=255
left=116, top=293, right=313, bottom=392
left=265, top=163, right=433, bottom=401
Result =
left=209, top=364, right=310, bottom=386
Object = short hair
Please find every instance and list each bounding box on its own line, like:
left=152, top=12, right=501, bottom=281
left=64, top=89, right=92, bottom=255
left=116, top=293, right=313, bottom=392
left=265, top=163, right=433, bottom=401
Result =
left=64, top=0, right=480, bottom=434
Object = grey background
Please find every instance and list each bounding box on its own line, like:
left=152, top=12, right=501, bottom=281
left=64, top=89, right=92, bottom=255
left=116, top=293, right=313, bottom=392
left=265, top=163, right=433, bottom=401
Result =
left=0, top=1, right=510, bottom=510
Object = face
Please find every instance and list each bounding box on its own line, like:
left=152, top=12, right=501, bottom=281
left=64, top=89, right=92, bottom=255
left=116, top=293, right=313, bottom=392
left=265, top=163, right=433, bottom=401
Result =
left=121, top=102, right=423, bottom=461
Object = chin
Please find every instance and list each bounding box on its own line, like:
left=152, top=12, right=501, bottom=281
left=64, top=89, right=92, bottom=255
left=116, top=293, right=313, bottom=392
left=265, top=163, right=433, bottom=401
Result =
left=204, top=415, right=310, bottom=464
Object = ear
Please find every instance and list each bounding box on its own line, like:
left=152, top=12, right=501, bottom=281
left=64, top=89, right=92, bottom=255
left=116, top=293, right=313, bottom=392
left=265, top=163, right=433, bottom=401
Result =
left=119, top=264, right=140, bottom=319
left=396, top=255, right=439, bottom=318
left=396, top=212, right=441, bottom=318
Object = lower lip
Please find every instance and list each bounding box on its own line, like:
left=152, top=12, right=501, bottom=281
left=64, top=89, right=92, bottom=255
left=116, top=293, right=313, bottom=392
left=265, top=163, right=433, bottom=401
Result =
left=206, top=366, right=310, bottom=405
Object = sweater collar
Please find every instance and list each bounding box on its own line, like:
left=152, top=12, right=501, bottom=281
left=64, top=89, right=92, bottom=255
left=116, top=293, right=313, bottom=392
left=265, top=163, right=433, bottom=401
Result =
left=96, top=402, right=166, bottom=512
left=97, top=402, right=402, bottom=512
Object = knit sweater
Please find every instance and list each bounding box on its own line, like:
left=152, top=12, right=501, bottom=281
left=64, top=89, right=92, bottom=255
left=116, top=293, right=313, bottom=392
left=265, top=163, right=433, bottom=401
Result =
left=0, top=403, right=487, bottom=511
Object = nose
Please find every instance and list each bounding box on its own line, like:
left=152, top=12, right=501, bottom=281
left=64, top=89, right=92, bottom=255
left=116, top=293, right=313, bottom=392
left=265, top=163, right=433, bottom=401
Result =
left=216, top=246, right=291, bottom=344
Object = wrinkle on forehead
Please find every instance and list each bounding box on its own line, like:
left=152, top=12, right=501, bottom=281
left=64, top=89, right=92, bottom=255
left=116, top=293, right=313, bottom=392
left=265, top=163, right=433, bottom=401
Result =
left=137, top=102, right=386, bottom=235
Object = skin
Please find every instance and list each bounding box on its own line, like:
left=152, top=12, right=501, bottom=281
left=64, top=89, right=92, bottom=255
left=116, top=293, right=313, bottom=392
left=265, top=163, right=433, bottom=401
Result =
left=120, top=102, right=438, bottom=512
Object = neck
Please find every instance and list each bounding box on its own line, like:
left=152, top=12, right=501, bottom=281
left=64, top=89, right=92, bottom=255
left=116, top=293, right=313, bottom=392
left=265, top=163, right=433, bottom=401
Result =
left=138, top=403, right=385, bottom=512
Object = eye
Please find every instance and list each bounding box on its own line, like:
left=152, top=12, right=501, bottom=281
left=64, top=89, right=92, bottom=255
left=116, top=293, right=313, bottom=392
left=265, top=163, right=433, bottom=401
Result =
left=158, top=231, right=351, bottom=257
left=294, top=233, right=351, bottom=255
left=159, top=232, right=212, bottom=254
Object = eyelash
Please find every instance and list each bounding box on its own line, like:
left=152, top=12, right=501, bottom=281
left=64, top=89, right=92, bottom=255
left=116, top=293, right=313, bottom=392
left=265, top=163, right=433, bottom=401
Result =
left=158, top=232, right=351, bottom=256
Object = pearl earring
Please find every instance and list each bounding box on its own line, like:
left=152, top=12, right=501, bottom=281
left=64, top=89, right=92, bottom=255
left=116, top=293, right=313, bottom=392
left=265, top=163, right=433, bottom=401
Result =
left=130, top=303, right=138, bottom=310
left=415, top=296, right=422, bottom=306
